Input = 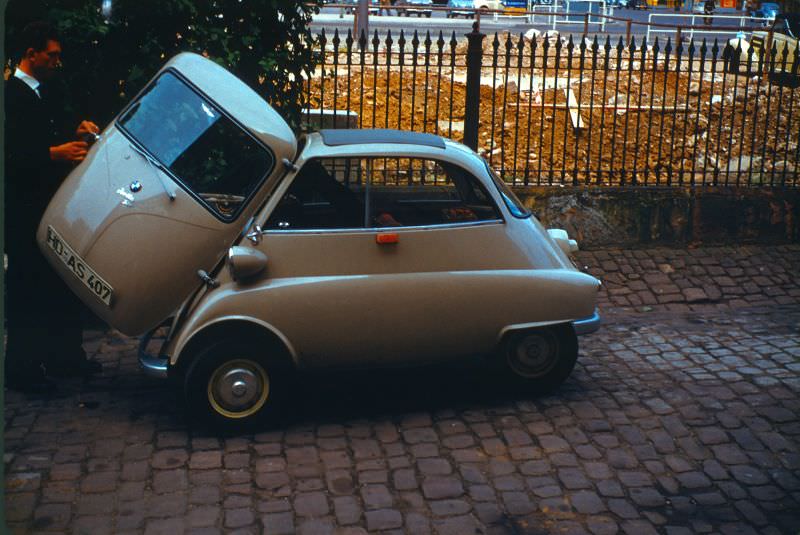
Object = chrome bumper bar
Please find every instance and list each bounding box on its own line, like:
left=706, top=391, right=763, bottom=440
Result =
left=573, top=308, right=602, bottom=335
left=138, top=328, right=169, bottom=379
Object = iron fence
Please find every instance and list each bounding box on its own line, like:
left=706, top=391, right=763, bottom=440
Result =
left=306, top=26, right=800, bottom=188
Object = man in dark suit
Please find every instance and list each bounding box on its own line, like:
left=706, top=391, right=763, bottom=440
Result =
left=5, top=21, right=102, bottom=391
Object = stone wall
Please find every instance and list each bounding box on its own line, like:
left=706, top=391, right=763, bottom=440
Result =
left=516, top=187, right=800, bottom=249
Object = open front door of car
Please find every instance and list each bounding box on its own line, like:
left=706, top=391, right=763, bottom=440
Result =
left=37, top=53, right=296, bottom=336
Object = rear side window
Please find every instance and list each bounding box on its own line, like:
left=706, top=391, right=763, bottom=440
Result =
left=266, top=157, right=501, bottom=231
left=118, top=71, right=274, bottom=220
left=367, top=158, right=501, bottom=227
left=485, top=160, right=531, bottom=218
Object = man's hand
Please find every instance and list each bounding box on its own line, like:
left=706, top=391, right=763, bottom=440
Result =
left=75, top=120, right=100, bottom=138
left=50, top=141, right=89, bottom=163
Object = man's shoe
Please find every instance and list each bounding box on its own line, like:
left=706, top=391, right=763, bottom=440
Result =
left=45, top=359, right=102, bottom=378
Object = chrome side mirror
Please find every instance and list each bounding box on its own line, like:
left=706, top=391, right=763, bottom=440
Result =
left=246, top=224, right=263, bottom=245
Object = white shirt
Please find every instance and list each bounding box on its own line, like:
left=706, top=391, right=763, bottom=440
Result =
left=14, top=68, right=41, bottom=98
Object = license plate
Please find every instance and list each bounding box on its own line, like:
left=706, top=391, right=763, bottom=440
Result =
left=46, top=226, right=113, bottom=306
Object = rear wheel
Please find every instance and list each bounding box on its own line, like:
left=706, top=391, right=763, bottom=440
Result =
left=184, top=341, right=289, bottom=432
left=499, top=323, right=578, bottom=392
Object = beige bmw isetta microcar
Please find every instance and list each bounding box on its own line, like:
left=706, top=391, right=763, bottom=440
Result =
left=38, top=53, right=600, bottom=429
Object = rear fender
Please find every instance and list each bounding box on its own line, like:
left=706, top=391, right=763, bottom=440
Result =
left=497, top=320, right=576, bottom=345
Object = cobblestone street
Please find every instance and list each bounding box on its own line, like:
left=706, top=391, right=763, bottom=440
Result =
left=4, top=244, right=800, bottom=535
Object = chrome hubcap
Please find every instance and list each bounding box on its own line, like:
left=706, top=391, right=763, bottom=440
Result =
left=208, top=360, right=269, bottom=418
left=508, top=332, right=559, bottom=378
left=231, top=380, right=248, bottom=397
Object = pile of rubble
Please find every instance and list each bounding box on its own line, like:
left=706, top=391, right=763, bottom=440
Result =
left=308, top=32, right=799, bottom=186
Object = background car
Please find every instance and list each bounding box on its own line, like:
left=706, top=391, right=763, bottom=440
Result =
left=750, top=2, right=781, bottom=24
left=333, top=0, right=387, bottom=15
left=446, top=0, right=504, bottom=18
left=396, top=0, right=434, bottom=16
left=691, top=0, right=709, bottom=14
left=610, top=0, right=646, bottom=9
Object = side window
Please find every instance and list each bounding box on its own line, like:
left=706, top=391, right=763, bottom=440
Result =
left=265, top=158, right=365, bottom=230
left=367, top=158, right=501, bottom=228
left=265, top=156, right=501, bottom=231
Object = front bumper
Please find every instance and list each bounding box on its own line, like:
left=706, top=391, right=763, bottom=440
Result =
left=573, top=308, right=601, bottom=335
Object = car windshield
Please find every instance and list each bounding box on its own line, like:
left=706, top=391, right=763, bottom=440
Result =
left=484, top=160, right=531, bottom=218
left=117, top=71, right=274, bottom=220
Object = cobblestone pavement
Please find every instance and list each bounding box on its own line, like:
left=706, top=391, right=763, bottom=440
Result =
left=5, top=244, right=800, bottom=535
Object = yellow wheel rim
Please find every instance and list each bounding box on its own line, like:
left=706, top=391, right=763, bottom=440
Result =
left=207, top=359, right=270, bottom=419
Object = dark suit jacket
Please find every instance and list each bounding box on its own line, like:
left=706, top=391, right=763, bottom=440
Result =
left=4, top=76, right=74, bottom=255
left=4, top=76, right=86, bottom=330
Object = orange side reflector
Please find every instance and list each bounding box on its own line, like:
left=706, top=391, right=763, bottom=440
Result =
left=375, top=233, right=399, bottom=244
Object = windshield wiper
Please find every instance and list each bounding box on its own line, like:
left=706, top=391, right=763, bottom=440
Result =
left=129, top=143, right=176, bottom=201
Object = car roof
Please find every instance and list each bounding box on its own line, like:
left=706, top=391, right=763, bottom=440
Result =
left=319, top=129, right=447, bottom=149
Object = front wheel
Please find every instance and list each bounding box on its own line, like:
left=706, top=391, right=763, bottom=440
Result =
left=184, top=342, right=288, bottom=432
left=498, top=323, right=578, bottom=392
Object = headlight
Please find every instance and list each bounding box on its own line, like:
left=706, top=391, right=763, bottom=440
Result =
left=547, top=228, right=579, bottom=255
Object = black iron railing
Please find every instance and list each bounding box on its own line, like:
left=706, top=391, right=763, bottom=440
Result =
left=306, top=26, right=800, bottom=188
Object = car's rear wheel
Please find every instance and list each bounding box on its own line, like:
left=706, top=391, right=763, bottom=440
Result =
left=499, top=323, right=578, bottom=392
left=184, top=341, right=288, bottom=432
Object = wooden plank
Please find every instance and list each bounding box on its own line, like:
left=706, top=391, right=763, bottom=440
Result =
left=566, top=88, right=585, bottom=131
left=519, top=103, right=690, bottom=112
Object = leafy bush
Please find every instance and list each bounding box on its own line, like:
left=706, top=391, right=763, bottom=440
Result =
left=5, top=0, right=322, bottom=129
